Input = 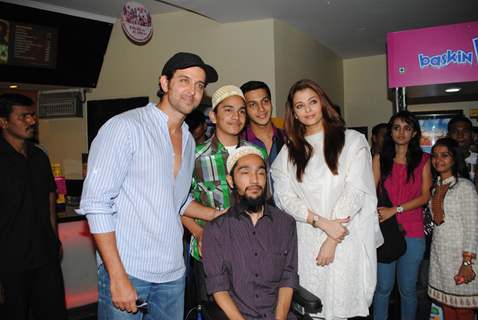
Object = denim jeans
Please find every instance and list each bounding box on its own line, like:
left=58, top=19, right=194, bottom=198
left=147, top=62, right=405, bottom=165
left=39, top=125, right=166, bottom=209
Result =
left=373, top=237, right=425, bottom=320
left=97, top=264, right=185, bottom=320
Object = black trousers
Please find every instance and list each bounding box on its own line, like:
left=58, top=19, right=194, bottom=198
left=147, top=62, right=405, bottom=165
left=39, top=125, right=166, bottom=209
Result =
left=0, top=260, right=67, bottom=320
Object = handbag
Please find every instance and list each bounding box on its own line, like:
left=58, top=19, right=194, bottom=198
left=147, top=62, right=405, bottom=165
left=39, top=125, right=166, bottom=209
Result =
left=376, top=181, right=407, bottom=263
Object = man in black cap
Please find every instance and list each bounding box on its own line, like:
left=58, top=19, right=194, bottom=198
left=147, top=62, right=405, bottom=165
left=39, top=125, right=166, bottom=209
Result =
left=79, top=52, right=221, bottom=319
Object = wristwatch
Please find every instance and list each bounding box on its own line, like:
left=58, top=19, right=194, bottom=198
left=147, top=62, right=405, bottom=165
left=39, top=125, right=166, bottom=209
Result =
left=312, top=215, right=320, bottom=228
left=396, top=205, right=404, bottom=214
left=463, top=260, right=473, bottom=267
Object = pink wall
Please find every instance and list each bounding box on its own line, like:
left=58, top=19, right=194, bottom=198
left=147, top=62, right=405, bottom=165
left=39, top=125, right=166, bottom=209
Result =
left=387, top=21, right=478, bottom=88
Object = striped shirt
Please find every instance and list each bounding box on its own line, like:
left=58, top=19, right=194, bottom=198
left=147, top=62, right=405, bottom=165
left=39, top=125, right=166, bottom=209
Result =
left=78, top=103, right=195, bottom=283
left=189, top=136, right=265, bottom=260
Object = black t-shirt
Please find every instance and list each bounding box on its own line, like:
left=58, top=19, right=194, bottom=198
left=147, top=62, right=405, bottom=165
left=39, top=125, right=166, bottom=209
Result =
left=0, top=136, right=59, bottom=272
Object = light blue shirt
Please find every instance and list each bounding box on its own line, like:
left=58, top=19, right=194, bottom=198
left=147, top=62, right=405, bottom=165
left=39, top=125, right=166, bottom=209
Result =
left=78, top=103, right=195, bottom=283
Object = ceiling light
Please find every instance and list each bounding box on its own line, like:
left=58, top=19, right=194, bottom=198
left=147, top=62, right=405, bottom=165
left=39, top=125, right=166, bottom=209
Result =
left=445, top=87, right=461, bottom=93
left=8, top=84, right=18, bottom=89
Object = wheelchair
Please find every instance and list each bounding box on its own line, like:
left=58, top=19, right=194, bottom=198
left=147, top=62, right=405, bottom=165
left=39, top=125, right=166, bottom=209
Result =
left=196, top=285, right=322, bottom=320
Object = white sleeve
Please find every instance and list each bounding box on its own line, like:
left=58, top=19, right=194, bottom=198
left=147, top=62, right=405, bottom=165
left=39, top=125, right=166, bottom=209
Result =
left=459, top=181, right=478, bottom=254
left=77, top=117, right=133, bottom=233
left=271, top=148, right=310, bottom=223
left=331, top=184, right=366, bottom=219
left=331, top=131, right=376, bottom=222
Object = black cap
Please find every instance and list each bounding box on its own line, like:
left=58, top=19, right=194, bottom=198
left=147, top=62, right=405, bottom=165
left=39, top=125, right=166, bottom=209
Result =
left=161, top=52, right=218, bottom=84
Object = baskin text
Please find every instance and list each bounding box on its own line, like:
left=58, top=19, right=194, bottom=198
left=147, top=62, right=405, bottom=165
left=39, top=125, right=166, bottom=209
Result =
left=418, top=49, right=474, bottom=69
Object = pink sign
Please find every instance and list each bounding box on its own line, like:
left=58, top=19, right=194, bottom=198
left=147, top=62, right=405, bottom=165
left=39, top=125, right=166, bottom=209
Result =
left=387, top=21, right=478, bottom=88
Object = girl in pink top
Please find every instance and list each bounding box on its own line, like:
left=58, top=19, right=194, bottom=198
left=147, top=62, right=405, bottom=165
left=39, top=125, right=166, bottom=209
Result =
left=372, top=111, right=432, bottom=320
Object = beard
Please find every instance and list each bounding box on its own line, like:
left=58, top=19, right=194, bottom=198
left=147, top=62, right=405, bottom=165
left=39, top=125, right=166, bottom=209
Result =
left=235, top=187, right=266, bottom=213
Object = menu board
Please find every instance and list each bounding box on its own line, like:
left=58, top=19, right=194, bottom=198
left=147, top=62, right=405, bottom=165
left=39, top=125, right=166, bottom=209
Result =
left=0, top=19, right=58, bottom=68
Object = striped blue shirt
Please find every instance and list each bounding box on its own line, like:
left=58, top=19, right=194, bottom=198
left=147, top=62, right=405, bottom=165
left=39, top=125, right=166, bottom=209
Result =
left=78, top=103, right=195, bottom=283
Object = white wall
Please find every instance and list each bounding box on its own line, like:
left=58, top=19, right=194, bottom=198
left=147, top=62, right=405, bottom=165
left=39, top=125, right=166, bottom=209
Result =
left=274, top=20, right=343, bottom=117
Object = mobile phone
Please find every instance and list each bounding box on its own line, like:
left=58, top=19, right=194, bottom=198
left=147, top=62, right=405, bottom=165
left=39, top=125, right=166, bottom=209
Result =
left=136, top=299, right=148, bottom=312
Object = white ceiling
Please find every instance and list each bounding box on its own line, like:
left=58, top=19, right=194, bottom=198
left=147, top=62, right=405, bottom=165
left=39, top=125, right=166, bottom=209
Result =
left=12, top=0, right=478, bottom=59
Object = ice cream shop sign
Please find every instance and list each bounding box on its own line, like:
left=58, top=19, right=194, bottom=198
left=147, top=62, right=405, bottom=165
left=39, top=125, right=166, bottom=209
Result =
left=121, top=1, right=153, bottom=44
left=387, top=21, right=478, bottom=88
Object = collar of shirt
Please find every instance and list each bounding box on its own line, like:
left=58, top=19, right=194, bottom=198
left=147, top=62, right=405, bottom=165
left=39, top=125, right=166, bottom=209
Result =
left=243, top=124, right=282, bottom=146
left=197, top=134, right=252, bottom=156
left=0, top=135, right=33, bottom=158
left=437, top=175, right=457, bottom=188
left=210, top=134, right=248, bottom=153
left=148, top=103, right=191, bottom=146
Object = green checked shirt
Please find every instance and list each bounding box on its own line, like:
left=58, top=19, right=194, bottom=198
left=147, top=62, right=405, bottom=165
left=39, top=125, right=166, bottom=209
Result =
left=189, top=135, right=266, bottom=261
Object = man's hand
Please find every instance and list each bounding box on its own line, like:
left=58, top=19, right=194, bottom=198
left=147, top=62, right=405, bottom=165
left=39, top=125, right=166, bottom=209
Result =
left=317, top=216, right=349, bottom=242
left=110, top=272, right=138, bottom=313
left=211, top=208, right=228, bottom=220
left=378, top=207, right=396, bottom=223
left=316, top=237, right=338, bottom=266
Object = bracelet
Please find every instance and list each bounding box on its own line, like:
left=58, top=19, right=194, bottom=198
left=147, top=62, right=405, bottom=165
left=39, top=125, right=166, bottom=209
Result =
left=312, top=215, right=320, bottom=228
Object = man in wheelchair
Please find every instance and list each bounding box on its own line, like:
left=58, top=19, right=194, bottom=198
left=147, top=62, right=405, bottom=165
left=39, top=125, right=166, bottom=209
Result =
left=202, top=146, right=307, bottom=319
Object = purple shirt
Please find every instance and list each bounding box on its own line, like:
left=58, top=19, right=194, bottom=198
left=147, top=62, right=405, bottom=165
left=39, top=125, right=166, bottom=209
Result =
left=242, top=125, right=285, bottom=166
left=202, top=204, right=299, bottom=319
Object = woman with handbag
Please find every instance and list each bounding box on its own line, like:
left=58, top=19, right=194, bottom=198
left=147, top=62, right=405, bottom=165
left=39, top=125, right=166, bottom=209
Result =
left=372, top=111, right=432, bottom=320
left=428, top=138, right=478, bottom=320
left=271, top=79, right=382, bottom=319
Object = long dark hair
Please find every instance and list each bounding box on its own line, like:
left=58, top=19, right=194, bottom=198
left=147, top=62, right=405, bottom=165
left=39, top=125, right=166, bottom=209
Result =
left=431, top=137, right=470, bottom=182
left=380, top=111, right=423, bottom=182
left=284, top=79, right=345, bottom=182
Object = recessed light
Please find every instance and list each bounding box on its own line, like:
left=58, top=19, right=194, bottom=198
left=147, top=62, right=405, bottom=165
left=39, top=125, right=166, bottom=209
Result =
left=445, top=87, right=461, bottom=93
left=8, top=84, right=18, bottom=89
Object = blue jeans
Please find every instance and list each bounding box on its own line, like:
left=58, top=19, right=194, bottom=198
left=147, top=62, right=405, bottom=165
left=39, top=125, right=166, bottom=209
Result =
left=373, top=237, right=425, bottom=320
left=97, top=264, right=185, bottom=320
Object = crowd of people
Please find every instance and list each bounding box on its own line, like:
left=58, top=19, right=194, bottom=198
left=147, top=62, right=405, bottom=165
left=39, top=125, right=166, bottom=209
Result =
left=0, top=52, right=477, bottom=320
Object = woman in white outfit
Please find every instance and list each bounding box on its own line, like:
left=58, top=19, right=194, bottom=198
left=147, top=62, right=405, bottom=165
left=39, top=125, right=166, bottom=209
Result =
left=271, top=79, right=383, bottom=319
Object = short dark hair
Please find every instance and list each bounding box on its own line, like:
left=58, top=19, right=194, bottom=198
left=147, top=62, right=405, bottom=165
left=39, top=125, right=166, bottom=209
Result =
left=0, top=93, right=34, bottom=118
left=447, top=115, right=472, bottom=132
left=240, top=81, right=271, bottom=100
left=431, top=137, right=470, bottom=181
left=156, top=70, right=175, bottom=99
left=185, top=108, right=206, bottom=132
left=372, top=123, right=388, bottom=136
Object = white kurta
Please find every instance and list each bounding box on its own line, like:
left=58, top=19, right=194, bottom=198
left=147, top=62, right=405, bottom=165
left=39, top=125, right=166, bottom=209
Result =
left=271, top=130, right=383, bottom=320
left=428, top=176, right=478, bottom=308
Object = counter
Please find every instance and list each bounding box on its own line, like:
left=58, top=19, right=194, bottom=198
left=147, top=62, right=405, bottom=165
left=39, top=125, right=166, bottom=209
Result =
left=58, top=206, right=98, bottom=309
